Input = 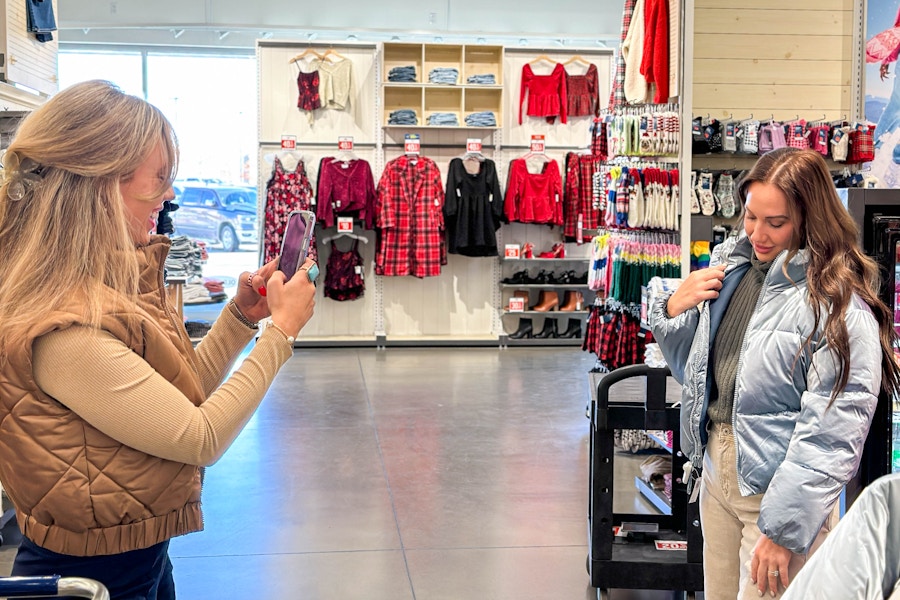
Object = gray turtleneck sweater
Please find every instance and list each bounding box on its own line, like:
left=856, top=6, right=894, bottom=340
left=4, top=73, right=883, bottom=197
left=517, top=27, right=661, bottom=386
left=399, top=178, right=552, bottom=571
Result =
left=707, top=256, right=774, bottom=425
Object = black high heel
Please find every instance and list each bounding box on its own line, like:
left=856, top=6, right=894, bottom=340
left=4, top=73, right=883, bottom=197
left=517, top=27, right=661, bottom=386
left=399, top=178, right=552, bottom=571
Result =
left=559, top=318, right=582, bottom=339
left=533, top=318, right=558, bottom=339
left=509, top=318, right=534, bottom=339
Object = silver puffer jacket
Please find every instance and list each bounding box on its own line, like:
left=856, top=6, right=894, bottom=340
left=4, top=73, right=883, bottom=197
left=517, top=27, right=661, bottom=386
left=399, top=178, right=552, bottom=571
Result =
left=650, top=236, right=882, bottom=554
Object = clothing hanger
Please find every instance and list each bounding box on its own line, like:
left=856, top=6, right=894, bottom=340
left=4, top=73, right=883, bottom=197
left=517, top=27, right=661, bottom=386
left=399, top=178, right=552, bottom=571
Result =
left=321, top=48, right=347, bottom=62
left=289, top=48, right=324, bottom=64
left=563, top=55, right=591, bottom=67
left=321, top=231, right=369, bottom=244
left=528, top=55, right=556, bottom=66
left=331, top=148, right=359, bottom=163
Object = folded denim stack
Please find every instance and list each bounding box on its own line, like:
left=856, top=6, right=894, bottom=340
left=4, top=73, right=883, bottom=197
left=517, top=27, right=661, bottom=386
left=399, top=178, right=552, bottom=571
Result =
left=388, top=65, right=417, bottom=82
left=464, top=111, right=497, bottom=127
left=427, top=112, right=459, bottom=126
left=466, top=73, right=496, bottom=85
left=428, top=67, right=459, bottom=84
left=388, top=109, right=418, bottom=125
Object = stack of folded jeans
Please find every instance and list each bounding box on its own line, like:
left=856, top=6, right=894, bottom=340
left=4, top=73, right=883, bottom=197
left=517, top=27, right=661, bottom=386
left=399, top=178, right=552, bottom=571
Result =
left=428, top=67, right=459, bottom=84
left=388, top=109, right=418, bottom=125
left=388, top=65, right=417, bottom=82
left=464, top=111, right=497, bottom=127
left=165, top=235, right=204, bottom=280
left=466, top=73, right=496, bottom=85
left=427, top=112, right=459, bottom=127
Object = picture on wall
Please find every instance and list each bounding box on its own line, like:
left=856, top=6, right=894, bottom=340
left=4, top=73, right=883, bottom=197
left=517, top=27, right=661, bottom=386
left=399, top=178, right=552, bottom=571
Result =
left=866, top=0, right=900, bottom=187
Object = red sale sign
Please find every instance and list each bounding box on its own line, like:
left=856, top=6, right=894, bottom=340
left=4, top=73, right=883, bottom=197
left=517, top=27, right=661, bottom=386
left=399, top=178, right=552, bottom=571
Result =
left=508, top=297, right=525, bottom=312
left=466, top=138, right=482, bottom=153
left=655, top=541, right=688, bottom=551
left=338, top=136, right=354, bottom=151
left=281, top=135, right=297, bottom=150
left=404, top=134, right=421, bottom=155
left=337, top=217, right=354, bottom=232
left=504, top=244, right=520, bottom=259
left=530, top=135, right=545, bottom=154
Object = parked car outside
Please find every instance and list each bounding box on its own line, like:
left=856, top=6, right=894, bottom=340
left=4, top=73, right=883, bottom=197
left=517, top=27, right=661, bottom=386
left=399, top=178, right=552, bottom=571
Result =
left=173, top=185, right=259, bottom=251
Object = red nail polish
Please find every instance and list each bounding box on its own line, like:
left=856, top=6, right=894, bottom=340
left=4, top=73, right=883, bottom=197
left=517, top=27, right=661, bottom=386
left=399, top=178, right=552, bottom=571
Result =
left=258, top=286, right=267, bottom=297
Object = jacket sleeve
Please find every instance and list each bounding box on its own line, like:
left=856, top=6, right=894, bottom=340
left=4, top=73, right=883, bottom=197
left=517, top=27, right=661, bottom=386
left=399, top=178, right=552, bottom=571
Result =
left=489, top=162, right=504, bottom=228
left=759, top=303, right=882, bottom=554
left=316, top=159, right=334, bottom=228
left=648, top=292, right=700, bottom=385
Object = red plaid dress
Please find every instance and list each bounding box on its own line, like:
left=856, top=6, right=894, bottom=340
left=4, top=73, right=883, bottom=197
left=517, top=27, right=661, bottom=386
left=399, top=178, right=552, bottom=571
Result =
left=375, top=155, right=446, bottom=278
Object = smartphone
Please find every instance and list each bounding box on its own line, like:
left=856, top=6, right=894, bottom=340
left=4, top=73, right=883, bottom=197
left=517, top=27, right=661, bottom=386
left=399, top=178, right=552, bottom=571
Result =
left=278, top=210, right=316, bottom=281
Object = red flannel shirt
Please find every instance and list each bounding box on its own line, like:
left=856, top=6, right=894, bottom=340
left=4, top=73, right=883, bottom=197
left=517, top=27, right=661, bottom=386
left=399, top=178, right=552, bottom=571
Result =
left=564, top=153, right=603, bottom=238
left=376, top=155, right=446, bottom=278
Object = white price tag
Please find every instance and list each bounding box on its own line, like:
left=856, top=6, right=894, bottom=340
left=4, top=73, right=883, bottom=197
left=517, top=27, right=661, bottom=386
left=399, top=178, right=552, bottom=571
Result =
left=508, top=297, right=526, bottom=312
left=466, top=138, right=483, bottom=153
left=337, top=217, right=354, bottom=232
left=530, top=135, right=545, bottom=154
left=655, top=541, right=688, bottom=551
left=504, top=244, right=521, bottom=259
left=338, top=136, right=354, bottom=151
left=404, top=134, right=421, bottom=155
left=281, top=135, right=297, bottom=150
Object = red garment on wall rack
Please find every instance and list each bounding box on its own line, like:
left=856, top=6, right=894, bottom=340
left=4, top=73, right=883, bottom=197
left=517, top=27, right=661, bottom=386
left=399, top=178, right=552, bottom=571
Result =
left=503, top=157, right=564, bottom=226
left=375, top=155, right=446, bottom=278
left=566, top=63, right=599, bottom=117
left=316, top=158, right=377, bottom=229
left=519, top=63, right=568, bottom=125
left=640, top=0, right=670, bottom=103
left=264, top=156, right=317, bottom=264
left=564, top=153, right=603, bottom=240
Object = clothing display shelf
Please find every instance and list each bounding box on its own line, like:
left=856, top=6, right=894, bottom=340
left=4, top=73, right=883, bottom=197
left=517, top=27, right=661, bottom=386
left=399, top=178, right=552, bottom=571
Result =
left=381, top=42, right=504, bottom=129
left=588, top=364, right=703, bottom=597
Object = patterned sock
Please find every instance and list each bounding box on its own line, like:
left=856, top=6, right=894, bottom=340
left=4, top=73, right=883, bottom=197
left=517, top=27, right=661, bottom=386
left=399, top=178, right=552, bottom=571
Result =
left=697, top=172, right=715, bottom=216
left=715, top=172, right=736, bottom=218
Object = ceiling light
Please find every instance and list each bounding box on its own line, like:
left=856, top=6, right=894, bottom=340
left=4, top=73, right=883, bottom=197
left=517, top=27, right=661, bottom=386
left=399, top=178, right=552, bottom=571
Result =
left=518, top=38, right=527, bottom=46
left=217, top=31, right=230, bottom=40
left=172, top=29, right=184, bottom=39
left=260, top=32, right=273, bottom=39
left=347, top=34, right=358, bottom=42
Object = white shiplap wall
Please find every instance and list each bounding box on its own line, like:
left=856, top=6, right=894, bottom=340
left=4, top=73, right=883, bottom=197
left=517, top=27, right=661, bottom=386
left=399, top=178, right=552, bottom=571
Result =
left=2, top=0, right=58, bottom=97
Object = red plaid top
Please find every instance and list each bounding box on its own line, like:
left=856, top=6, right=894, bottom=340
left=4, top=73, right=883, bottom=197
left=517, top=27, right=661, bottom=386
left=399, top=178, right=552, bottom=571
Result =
left=375, top=155, right=446, bottom=278
left=564, top=153, right=603, bottom=238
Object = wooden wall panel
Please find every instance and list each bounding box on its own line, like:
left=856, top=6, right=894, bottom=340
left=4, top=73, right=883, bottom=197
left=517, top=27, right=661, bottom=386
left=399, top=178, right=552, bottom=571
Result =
left=692, top=3, right=853, bottom=121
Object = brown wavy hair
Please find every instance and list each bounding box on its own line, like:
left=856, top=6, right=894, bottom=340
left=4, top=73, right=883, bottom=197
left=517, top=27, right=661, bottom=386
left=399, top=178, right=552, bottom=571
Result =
left=737, top=147, right=900, bottom=402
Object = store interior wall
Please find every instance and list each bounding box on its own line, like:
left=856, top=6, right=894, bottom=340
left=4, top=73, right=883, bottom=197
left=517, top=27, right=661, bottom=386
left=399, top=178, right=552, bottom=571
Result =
left=57, top=0, right=626, bottom=49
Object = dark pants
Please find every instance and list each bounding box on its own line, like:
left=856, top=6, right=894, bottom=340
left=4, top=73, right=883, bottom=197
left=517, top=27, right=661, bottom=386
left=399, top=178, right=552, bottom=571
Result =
left=12, top=537, right=175, bottom=600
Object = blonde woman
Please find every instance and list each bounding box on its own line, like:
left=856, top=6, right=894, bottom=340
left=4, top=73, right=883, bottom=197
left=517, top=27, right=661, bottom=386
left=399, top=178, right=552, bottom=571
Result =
left=0, top=80, right=316, bottom=598
left=651, top=147, right=900, bottom=599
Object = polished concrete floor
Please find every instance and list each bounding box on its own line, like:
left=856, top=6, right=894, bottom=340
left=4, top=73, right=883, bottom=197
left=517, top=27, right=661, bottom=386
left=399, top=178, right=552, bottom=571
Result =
left=0, top=347, right=693, bottom=599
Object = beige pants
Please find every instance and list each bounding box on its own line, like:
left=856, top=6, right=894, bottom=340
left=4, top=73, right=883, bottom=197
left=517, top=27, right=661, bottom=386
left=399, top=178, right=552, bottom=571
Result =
left=699, top=424, right=839, bottom=600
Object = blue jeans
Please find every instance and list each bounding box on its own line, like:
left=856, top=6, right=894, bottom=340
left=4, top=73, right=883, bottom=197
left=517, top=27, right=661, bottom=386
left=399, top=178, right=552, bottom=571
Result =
left=12, top=537, right=175, bottom=600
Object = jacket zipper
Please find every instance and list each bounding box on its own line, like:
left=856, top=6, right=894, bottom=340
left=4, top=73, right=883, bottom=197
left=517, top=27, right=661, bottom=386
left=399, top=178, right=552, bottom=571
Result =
left=730, top=261, right=776, bottom=496
left=687, top=301, right=710, bottom=490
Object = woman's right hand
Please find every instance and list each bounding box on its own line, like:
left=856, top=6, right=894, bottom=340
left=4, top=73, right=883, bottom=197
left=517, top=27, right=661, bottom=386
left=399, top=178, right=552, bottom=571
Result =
left=265, top=258, right=317, bottom=337
left=665, top=264, right=726, bottom=318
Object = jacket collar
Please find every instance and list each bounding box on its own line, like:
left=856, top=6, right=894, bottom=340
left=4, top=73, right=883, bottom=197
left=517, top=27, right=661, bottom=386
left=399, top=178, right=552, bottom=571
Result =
left=720, top=235, right=808, bottom=289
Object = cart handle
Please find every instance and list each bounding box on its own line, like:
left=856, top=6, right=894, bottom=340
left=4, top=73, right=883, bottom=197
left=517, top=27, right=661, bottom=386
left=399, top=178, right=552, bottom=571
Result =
left=0, top=575, right=110, bottom=599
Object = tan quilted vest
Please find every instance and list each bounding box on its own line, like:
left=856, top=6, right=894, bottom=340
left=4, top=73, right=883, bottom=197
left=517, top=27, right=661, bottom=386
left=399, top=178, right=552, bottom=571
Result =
left=0, top=236, right=205, bottom=556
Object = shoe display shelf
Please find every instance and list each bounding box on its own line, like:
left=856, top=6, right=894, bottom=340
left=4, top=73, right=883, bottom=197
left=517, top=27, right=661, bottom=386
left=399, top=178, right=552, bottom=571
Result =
left=499, top=256, right=593, bottom=346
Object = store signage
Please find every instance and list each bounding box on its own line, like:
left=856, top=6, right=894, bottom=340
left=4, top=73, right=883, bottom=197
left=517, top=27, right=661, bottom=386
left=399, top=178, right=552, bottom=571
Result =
left=504, top=244, right=520, bottom=259
left=404, top=134, right=421, bottom=155
left=338, top=136, right=354, bottom=151
left=466, top=138, right=483, bottom=153
left=281, top=135, right=297, bottom=150
left=337, top=217, right=354, bottom=232
left=530, top=135, right=545, bottom=154
left=655, top=540, right=688, bottom=551
left=508, top=296, right=525, bottom=312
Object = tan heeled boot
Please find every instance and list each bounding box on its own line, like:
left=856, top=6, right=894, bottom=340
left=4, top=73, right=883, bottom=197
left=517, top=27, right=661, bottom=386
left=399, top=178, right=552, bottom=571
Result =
left=531, top=290, right=559, bottom=312
left=559, top=291, right=584, bottom=312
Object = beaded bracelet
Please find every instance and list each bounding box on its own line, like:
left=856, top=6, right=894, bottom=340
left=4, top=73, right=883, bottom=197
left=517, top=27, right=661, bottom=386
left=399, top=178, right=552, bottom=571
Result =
left=228, top=298, right=258, bottom=330
left=267, top=323, right=296, bottom=346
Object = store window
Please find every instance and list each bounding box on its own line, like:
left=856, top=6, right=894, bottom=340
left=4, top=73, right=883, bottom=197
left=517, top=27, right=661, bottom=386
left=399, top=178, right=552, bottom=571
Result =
left=59, top=48, right=260, bottom=323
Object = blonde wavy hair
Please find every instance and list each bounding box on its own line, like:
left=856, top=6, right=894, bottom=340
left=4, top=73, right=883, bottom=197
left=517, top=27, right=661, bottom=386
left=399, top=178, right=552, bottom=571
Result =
left=0, top=80, right=178, bottom=354
left=738, top=147, right=900, bottom=402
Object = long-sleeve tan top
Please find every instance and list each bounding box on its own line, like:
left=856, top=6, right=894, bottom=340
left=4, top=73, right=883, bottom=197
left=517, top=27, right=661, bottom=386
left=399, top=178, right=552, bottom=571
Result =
left=32, top=307, right=293, bottom=467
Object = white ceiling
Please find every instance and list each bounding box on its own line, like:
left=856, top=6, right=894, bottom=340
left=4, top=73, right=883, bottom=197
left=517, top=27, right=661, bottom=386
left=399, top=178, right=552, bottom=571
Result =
left=57, top=0, right=626, bottom=50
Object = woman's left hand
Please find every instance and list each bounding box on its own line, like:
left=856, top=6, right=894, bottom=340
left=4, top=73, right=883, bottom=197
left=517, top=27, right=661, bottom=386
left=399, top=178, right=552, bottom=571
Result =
left=750, top=534, right=792, bottom=597
left=233, top=259, right=279, bottom=323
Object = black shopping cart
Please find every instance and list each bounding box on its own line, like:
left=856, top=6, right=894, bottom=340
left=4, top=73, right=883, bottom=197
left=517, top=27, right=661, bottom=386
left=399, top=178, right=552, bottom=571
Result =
left=0, top=575, right=109, bottom=599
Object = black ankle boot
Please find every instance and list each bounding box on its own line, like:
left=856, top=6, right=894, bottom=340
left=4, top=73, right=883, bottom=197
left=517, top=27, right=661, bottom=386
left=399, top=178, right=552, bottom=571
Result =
left=509, top=318, right=533, bottom=339
left=559, top=318, right=582, bottom=339
left=533, top=318, right=558, bottom=339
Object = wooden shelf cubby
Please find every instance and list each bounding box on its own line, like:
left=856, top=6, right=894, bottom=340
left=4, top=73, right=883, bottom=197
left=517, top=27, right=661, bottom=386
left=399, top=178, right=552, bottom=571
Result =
left=381, top=42, right=504, bottom=129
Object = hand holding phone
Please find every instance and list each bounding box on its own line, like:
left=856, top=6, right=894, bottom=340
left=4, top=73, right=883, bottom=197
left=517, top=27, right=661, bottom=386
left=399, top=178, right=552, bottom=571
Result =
left=279, top=210, right=317, bottom=281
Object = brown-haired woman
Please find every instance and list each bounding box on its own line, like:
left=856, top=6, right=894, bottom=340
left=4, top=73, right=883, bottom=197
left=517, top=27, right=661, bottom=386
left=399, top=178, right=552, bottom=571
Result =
left=650, top=147, right=900, bottom=599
